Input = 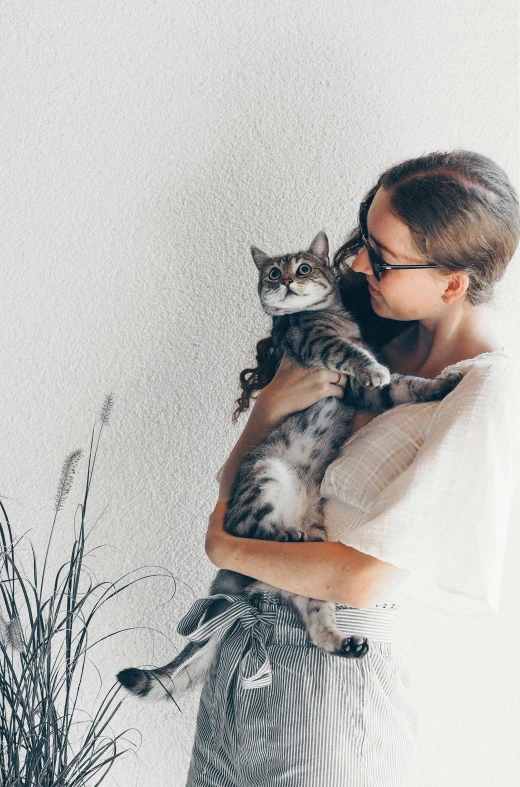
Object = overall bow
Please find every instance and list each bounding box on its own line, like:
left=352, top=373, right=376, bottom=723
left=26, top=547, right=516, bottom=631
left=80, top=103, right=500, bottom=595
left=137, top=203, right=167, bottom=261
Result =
left=176, top=593, right=278, bottom=748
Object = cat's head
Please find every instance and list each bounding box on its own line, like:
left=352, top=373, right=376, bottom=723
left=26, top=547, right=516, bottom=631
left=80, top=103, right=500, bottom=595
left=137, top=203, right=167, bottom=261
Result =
left=250, top=231, right=340, bottom=316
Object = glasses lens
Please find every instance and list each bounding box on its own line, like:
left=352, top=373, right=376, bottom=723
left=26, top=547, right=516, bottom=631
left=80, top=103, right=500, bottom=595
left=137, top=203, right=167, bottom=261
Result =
left=370, top=250, right=382, bottom=281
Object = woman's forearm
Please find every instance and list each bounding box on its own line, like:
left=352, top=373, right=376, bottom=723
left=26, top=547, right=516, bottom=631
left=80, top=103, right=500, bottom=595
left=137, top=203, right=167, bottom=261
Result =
left=216, top=533, right=376, bottom=608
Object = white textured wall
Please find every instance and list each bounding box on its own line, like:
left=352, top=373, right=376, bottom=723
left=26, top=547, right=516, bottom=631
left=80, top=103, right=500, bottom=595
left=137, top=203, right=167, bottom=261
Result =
left=1, top=2, right=519, bottom=785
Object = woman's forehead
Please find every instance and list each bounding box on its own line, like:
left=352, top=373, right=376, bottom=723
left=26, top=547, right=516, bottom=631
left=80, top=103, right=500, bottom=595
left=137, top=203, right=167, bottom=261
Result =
left=367, top=188, right=422, bottom=262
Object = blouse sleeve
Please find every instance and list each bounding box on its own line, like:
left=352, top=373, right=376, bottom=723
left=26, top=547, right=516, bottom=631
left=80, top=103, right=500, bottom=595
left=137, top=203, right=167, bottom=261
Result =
left=324, top=358, right=520, bottom=615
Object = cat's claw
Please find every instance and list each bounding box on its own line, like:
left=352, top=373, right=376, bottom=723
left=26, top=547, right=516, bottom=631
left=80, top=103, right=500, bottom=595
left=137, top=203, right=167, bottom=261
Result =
left=355, top=364, right=391, bottom=388
left=340, top=636, right=369, bottom=658
left=426, top=370, right=463, bottom=400
left=439, top=371, right=463, bottom=390
left=281, top=528, right=307, bottom=542
left=275, top=528, right=307, bottom=542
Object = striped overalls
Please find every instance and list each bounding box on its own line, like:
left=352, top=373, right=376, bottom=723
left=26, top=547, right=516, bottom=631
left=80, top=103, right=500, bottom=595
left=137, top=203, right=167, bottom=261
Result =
left=180, top=591, right=419, bottom=786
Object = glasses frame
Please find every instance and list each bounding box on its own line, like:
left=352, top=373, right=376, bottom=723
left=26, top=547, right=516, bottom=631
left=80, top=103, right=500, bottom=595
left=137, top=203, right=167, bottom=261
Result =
left=359, top=201, right=440, bottom=282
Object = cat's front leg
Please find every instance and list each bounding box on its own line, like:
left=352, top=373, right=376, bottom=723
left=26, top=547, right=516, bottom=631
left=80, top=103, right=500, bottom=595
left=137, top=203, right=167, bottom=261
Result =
left=348, top=370, right=463, bottom=410
left=389, top=371, right=463, bottom=405
left=282, top=328, right=390, bottom=388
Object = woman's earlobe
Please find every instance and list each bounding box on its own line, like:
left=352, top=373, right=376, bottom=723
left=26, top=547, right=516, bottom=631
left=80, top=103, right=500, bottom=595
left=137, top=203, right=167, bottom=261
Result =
left=444, top=272, right=469, bottom=303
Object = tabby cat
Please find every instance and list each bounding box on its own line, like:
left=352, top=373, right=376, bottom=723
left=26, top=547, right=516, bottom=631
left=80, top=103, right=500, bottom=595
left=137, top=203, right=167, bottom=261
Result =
left=117, top=231, right=461, bottom=701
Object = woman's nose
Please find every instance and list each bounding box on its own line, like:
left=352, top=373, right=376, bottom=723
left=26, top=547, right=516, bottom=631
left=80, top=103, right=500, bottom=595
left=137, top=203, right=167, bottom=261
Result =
left=351, top=249, right=371, bottom=275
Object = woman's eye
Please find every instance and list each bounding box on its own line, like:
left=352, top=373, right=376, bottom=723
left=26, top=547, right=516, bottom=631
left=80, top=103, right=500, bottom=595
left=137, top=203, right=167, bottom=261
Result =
left=268, top=268, right=281, bottom=280
left=298, top=264, right=312, bottom=275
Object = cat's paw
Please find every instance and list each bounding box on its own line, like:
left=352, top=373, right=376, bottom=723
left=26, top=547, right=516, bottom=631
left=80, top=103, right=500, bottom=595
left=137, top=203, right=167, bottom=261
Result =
left=426, top=370, right=463, bottom=400
left=276, top=528, right=307, bottom=542
left=354, top=363, right=391, bottom=388
left=438, top=370, right=463, bottom=391
left=340, top=635, right=369, bottom=658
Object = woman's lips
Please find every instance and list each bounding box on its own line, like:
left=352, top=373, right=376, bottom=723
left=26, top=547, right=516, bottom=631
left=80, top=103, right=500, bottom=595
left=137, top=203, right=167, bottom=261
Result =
left=368, top=283, right=383, bottom=297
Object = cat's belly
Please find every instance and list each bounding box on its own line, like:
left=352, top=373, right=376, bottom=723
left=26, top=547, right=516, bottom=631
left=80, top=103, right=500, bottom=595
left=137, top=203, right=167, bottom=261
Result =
left=271, top=398, right=354, bottom=473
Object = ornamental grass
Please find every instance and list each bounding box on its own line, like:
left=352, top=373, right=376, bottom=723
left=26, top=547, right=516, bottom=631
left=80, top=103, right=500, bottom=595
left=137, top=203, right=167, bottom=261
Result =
left=0, top=394, right=166, bottom=786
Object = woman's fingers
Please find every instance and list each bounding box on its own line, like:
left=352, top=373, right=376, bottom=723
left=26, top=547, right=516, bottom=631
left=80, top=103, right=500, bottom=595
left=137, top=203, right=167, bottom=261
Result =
left=317, top=368, right=347, bottom=395
left=330, top=371, right=347, bottom=389
left=281, top=354, right=347, bottom=388
left=258, top=352, right=349, bottom=420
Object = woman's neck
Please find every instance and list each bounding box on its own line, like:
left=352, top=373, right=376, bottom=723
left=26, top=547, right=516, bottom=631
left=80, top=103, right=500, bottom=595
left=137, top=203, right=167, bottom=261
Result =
left=381, top=305, right=504, bottom=378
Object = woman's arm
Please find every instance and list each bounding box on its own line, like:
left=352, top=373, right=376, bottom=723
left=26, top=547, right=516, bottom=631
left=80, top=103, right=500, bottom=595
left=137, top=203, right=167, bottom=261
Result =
left=206, top=499, right=411, bottom=608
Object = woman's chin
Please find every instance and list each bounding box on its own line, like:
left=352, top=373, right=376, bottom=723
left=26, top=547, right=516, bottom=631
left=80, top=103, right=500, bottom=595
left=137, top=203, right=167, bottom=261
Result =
left=370, top=296, right=401, bottom=321
left=369, top=295, right=386, bottom=314
left=372, top=299, right=417, bottom=322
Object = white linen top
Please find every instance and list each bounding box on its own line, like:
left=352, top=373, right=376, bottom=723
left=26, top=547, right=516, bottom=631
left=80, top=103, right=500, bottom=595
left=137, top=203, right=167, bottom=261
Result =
left=320, top=350, right=520, bottom=616
left=216, top=350, right=520, bottom=616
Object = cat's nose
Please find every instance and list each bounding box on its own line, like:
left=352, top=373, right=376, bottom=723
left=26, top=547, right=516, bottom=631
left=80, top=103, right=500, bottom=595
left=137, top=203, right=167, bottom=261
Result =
left=282, top=278, right=293, bottom=285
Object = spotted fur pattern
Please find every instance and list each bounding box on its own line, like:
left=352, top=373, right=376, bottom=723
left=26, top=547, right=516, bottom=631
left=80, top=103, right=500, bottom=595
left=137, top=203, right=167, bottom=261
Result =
left=117, top=231, right=461, bottom=701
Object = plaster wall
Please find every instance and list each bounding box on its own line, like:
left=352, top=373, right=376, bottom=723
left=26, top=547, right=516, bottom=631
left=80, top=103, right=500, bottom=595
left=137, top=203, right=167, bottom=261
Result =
left=1, top=2, right=519, bottom=785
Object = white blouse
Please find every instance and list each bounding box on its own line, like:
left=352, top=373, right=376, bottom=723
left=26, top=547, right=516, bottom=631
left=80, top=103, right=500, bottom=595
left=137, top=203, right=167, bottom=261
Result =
left=216, top=350, right=520, bottom=616
left=321, top=350, right=520, bottom=616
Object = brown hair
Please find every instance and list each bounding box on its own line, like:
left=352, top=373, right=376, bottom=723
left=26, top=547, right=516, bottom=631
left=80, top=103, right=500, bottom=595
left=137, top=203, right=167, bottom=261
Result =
left=232, top=150, right=520, bottom=421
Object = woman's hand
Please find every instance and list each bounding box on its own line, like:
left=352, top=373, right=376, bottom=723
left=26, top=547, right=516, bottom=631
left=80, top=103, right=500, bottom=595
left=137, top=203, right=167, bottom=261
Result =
left=205, top=497, right=234, bottom=568
left=254, top=353, right=347, bottom=427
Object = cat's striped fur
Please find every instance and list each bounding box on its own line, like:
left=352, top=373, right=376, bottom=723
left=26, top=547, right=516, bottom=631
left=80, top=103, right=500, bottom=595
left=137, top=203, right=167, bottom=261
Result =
left=117, top=231, right=461, bottom=701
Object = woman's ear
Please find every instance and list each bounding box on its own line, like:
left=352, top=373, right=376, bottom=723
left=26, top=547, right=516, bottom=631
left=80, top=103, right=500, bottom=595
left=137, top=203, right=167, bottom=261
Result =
left=443, top=271, right=470, bottom=304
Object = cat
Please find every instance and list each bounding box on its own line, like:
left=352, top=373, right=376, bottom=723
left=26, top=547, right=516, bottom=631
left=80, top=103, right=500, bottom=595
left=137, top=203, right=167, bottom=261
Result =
left=117, top=231, right=461, bottom=701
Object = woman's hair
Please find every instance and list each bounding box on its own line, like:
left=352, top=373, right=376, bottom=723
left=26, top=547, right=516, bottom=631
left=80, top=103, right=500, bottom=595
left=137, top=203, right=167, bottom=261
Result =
left=232, top=150, right=520, bottom=421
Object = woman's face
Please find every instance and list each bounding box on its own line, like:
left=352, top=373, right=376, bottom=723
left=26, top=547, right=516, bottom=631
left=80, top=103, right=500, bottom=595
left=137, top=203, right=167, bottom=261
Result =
left=351, top=187, right=453, bottom=321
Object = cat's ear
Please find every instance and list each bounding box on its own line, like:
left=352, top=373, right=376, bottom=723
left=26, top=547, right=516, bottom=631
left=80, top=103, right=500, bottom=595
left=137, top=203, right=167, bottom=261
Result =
left=308, top=231, right=329, bottom=261
left=251, top=246, right=270, bottom=269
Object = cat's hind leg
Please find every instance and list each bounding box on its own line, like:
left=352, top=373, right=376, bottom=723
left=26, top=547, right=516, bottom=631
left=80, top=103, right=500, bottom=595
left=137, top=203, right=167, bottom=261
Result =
left=291, top=594, right=368, bottom=658
left=248, top=457, right=311, bottom=542
left=245, top=586, right=369, bottom=658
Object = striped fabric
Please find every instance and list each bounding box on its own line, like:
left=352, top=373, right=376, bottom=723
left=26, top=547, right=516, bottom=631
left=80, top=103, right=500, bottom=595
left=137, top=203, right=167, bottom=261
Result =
left=185, top=591, right=419, bottom=786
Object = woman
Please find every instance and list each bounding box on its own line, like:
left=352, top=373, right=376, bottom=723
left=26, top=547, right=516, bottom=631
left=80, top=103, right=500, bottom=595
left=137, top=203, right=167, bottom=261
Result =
left=187, top=150, right=520, bottom=786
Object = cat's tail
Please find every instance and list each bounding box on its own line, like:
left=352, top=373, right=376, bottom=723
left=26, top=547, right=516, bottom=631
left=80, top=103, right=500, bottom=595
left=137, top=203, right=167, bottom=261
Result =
left=117, top=637, right=220, bottom=702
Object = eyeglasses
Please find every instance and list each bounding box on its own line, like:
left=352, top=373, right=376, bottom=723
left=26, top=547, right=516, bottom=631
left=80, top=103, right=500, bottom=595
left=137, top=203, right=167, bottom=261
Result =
left=358, top=201, right=440, bottom=281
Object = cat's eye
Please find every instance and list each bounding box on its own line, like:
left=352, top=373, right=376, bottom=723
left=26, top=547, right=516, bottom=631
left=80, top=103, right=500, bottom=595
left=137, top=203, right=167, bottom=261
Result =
left=298, top=264, right=312, bottom=275
left=268, top=268, right=282, bottom=280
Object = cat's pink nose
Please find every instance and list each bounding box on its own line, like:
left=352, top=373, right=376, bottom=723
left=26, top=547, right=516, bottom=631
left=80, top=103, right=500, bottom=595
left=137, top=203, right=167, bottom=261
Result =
left=283, top=278, right=293, bottom=285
